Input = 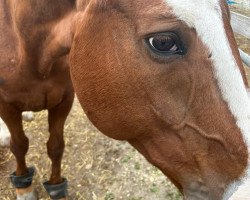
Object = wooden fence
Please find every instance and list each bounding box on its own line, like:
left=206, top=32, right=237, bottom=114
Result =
left=231, top=11, right=250, bottom=67
left=231, top=12, right=250, bottom=39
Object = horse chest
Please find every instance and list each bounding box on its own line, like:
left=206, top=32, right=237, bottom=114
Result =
left=0, top=80, right=65, bottom=111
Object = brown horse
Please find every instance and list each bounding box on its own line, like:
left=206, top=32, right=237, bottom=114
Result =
left=70, top=0, right=250, bottom=199
left=1, top=0, right=250, bottom=199
left=0, top=0, right=75, bottom=199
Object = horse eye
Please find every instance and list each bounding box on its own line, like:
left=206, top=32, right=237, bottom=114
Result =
left=147, top=33, right=185, bottom=56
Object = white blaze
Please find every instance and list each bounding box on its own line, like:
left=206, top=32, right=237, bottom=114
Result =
left=164, top=0, right=250, bottom=199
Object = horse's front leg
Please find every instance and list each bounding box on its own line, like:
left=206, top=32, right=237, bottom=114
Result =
left=0, top=104, right=37, bottom=200
left=0, top=112, right=34, bottom=147
left=43, top=93, right=74, bottom=200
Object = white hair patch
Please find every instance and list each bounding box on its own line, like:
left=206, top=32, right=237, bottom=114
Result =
left=0, top=117, right=10, bottom=147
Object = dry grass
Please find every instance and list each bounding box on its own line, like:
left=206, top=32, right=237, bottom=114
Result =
left=0, top=99, right=180, bottom=200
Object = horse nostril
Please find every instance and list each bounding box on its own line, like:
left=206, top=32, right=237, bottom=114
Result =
left=208, top=53, right=212, bottom=58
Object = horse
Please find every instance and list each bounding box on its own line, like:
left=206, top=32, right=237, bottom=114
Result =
left=70, top=0, right=250, bottom=199
left=0, top=0, right=75, bottom=199
left=1, top=0, right=250, bottom=199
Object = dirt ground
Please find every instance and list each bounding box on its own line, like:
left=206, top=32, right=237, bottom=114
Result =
left=0, top=98, right=180, bottom=200
left=1, top=4, right=250, bottom=200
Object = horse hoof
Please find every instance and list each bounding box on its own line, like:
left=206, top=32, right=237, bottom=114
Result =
left=16, top=189, right=38, bottom=200
left=11, top=167, right=36, bottom=199
left=43, top=178, right=68, bottom=200
left=22, top=112, right=34, bottom=122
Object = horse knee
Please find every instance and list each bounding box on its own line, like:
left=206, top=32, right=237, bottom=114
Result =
left=10, top=136, right=29, bottom=157
left=47, top=138, right=65, bottom=160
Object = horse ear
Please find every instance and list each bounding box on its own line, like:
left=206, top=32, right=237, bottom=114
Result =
left=38, top=12, right=78, bottom=77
